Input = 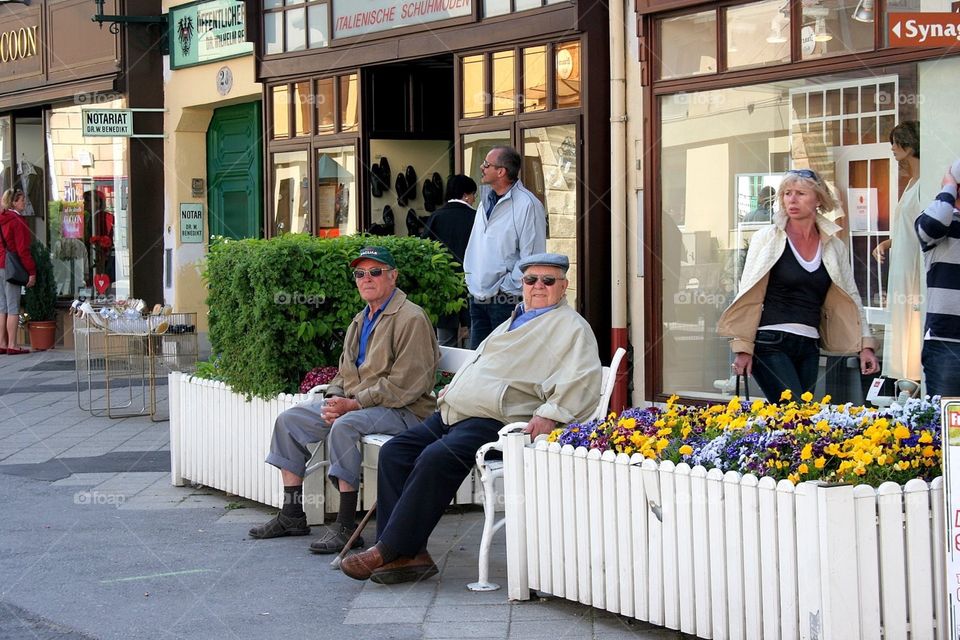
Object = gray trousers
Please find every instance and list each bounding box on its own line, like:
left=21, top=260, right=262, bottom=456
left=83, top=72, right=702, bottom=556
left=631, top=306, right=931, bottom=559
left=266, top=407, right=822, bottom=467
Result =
left=264, top=402, right=421, bottom=488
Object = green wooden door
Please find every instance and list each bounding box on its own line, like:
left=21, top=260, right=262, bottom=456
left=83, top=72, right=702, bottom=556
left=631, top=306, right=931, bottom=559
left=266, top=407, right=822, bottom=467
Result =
left=207, top=102, right=262, bottom=239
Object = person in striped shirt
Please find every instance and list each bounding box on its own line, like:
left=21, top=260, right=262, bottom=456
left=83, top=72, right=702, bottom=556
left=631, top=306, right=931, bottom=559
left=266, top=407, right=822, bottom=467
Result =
left=915, top=165, right=960, bottom=398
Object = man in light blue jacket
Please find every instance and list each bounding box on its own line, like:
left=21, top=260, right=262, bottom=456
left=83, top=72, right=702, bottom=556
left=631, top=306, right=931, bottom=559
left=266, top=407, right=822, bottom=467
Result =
left=463, top=145, right=546, bottom=348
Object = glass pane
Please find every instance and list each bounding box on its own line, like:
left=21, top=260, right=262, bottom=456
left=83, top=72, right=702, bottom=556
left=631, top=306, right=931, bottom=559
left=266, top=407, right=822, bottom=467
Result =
left=46, top=100, right=130, bottom=300
left=800, top=0, right=873, bottom=61
left=272, top=150, right=309, bottom=235
left=293, top=81, right=311, bottom=137
left=492, top=50, right=515, bottom=116
left=316, top=77, right=335, bottom=134
left=555, top=41, right=580, bottom=109
left=659, top=11, right=717, bottom=79
left=884, top=0, right=923, bottom=47
left=286, top=0, right=303, bottom=4
left=516, top=0, right=541, bottom=9
left=264, top=0, right=282, bottom=8
left=339, top=74, right=358, bottom=132
left=483, top=0, right=510, bottom=17
left=726, top=0, right=789, bottom=71
left=657, top=64, right=921, bottom=403
left=523, top=124, right=578, bottom=308
left=308, top=4, right=328, bottom=48
left=461, top=55, right=485, bottom=119
left=272, top=85, right=290, bottom=139
left=316, top=145, right=356, bottom=237
left=0, top=116, right=10, bottom=196
left=463, top=130, right=511, bottom=198
left=522, top=45, right=546, bottom=112
left=286, top=7, right=306, bottom=51
left=264, top=13, right=283, bottom=55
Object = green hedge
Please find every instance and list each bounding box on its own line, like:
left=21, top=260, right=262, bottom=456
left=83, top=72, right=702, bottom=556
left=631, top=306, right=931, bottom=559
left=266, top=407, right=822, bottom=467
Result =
left=204, top=233, right=466, bottom=399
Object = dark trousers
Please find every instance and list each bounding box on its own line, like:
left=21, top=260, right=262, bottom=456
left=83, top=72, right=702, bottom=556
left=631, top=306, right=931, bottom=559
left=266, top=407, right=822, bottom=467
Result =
left=376, top=412, right=504, bottom=556
left=469, top=295, right=518, bottom=348
left=751, top=329, right=820, bottom=403
left=922, top=339, right=960, bottom=398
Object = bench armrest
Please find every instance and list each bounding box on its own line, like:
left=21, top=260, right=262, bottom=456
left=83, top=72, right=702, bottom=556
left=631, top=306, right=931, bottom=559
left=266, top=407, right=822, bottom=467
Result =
left=304, top=384, right=329, bottom=400
left=476, top=421, right=528, bottom=468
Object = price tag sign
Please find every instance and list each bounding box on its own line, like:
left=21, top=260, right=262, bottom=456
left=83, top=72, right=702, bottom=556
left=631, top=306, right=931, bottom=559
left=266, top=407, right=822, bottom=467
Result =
left=944, top=399, right=960, bottom=639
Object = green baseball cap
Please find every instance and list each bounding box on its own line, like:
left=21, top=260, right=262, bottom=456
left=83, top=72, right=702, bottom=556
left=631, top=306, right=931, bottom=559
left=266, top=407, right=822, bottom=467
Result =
left=350, top=246, right=397, bottom=269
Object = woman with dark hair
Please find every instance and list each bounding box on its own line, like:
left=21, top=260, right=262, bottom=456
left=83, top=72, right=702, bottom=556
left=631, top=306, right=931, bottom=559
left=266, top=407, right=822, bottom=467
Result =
left=0, top=188, right=36, bottom=354
left=718, top=169, right=879, bottom=402
left=873, top=121, right=924, bottom=382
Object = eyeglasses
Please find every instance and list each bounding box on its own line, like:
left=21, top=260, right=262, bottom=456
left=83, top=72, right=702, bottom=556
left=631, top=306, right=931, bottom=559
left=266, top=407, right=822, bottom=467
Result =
left=353, top=267, right=393, bottom=279
left=522, top=274, right=564, bottom=287
left=786, top=169, right=821, bottom=184
left=480, top=160, right=504, bottom=170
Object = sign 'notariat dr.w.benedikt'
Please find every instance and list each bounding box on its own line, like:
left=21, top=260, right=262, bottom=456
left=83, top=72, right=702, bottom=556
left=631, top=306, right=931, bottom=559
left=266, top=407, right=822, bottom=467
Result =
left=0, top=25, right=39, bottom=64
left=82, top=109, right=134, bottom=137
left=332, top=0, right=471, bottom=39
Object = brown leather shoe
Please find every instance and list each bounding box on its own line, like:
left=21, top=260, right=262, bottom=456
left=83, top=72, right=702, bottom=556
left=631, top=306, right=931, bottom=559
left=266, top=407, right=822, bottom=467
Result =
left=340, top=546, right=386, bottom=581
left=369, top=551, right=438, bottom=585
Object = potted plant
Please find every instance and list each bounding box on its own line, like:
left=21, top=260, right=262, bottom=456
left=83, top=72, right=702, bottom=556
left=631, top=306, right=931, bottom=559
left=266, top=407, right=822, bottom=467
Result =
left=22, top=240, right=58, bottom=351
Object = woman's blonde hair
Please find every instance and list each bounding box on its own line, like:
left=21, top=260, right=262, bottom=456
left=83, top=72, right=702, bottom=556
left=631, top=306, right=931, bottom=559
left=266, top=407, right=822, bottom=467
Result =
left=776, top=169, right=839, bottom=214
left=1, top=188, right=24, bottom=209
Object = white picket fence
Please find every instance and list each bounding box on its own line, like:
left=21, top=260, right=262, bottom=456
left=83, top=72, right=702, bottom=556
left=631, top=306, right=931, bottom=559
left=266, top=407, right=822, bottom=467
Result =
left=501, top=435, right=947, bottom=640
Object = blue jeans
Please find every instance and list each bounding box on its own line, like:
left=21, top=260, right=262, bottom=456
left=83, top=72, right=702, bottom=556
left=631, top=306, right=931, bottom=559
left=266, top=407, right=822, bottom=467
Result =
left=922, top=339, right=960, bottom=398
left=751, top=330, right=821, bottom=403
left=469, top=295, right=518, bottom=348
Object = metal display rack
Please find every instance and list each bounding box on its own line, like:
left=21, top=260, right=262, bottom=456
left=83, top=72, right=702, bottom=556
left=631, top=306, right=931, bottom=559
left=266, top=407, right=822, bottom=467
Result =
left=74, top=309, right=198, bottom=420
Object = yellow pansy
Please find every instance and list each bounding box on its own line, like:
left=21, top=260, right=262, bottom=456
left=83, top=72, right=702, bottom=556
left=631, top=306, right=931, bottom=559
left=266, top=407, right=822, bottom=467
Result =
left=679, top=444, right=693, bottom=456
left=893, top=425, right=911, bottom=440
left=918, top=431, right=933, bottom=444
left=814, top=457, right=826, bottom=469
left=780, top=389, right=793, bottom=401
left=801, top=391, right=814, bottom=403
left=800, top=443, right=813, bottom=460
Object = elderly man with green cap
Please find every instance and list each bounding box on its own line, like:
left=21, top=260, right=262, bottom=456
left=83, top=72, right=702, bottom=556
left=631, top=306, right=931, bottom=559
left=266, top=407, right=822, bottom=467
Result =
left=340, top=252, right=601, bottom=585
left=250, top=246, right=439, bottom=555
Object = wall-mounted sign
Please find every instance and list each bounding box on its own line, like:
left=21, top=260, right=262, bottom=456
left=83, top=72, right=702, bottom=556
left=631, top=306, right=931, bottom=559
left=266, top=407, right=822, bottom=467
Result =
left=169, top=0, right=252, bottom=69
left=180, top=203, right=204, bottom=243
left=82, top=109, right=134, bottom=137
left=943, top=399, right=960, bottom=639
left=0, top=25, right=38, bottom=64
left=332, top=0, right=472, bottom=39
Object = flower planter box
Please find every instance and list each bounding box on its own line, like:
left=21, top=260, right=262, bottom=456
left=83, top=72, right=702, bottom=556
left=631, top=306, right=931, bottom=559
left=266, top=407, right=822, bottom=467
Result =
left=168, top=373, right=477, bottom=523
left=501, top=435, right=947, bottom=640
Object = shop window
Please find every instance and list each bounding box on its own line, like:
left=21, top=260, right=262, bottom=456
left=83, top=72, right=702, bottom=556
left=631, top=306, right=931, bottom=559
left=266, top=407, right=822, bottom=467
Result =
left=462, top=55, right=486, bottom=119
left=294, top=81, right=311, bottom=137
left=658, top=11, right=717, bottom=80
left=339, top=74, right=359, bottom=133
left=555, top=42, right=580, bottom=109
left=523, top=124, right=578, bottom=308
left=316, top=78, right=335, bottom=134
left=522, top=45, right=547, bottom=112
left=484, top=0, right=510, bottom=15
left=315, top=145, right=356, bottom=237
left=272, top=150, right=310, bottom=235
left=483, top=0, right=564, bottom=14
left=492, top=51, right=516, bottom=116
left=799, top=0, right=873, bottom=61
left=656, top=65, right=921, bottom=403
left=726, top=0, right=789, bottom=71
left=463, top=130, right=511, bottom=184
left=272, top=85, right=290, bottom=139
left=262, top=0, right=329, bottom=54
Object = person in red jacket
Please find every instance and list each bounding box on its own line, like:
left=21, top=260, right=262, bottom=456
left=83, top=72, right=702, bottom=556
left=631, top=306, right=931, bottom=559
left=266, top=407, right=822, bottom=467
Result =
left=0, top=188, right=36, bottom=354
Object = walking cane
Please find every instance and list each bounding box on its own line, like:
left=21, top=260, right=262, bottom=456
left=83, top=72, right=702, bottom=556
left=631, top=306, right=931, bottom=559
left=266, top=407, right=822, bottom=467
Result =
left=330, top=501, right=376, bottom=570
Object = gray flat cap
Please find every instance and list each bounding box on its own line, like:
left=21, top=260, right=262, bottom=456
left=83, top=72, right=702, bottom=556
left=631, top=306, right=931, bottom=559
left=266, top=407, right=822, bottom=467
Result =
left=518, top=252, right=570, bottom=272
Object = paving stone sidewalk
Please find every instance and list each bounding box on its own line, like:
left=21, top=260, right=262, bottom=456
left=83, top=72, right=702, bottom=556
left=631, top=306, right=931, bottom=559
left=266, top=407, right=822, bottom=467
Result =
left=0, top=348, right=686, bottom=640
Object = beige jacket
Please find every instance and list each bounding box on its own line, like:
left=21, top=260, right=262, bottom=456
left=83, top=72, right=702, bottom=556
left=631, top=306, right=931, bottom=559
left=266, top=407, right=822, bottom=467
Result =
left=327, top=289, right=440, bottom=419
left=439, top=299, right=601, bottom=426
left=717, top=212, right=878, bottom=356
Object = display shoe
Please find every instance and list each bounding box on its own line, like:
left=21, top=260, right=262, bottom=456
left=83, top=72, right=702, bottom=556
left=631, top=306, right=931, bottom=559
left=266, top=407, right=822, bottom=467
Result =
left=404, top=166, right=418, bottom=200
left=395, top=173, right=409, bottom=207
left=308, top=523, right=365, bottom=554
left=370, top=163, right=383, bottom=198
left=382, top=205, right=395, bottom=232
left=369, top=551, right=439, bottom=585
left=422, top=180, right=437, bottom=212
left=379, top=157, right=391, bottom=188
left=405, top=209, right=424, bottom=237
left=248, top=513, right=310, bottom=539
left=432, top=172, right=443, bottom=199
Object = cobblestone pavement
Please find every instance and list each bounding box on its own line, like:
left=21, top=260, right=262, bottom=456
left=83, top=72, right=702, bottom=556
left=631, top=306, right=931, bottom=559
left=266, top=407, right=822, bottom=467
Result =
left=0, top=349, right=687, bottom=640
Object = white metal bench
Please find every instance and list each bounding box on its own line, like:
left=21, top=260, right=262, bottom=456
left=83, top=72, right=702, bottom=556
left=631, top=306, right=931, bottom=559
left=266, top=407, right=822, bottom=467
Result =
left=467, top=347, right=626, bottom=591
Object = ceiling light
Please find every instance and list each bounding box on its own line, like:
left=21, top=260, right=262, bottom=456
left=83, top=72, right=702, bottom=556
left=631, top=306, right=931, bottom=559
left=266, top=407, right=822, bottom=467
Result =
left=814, top=16, right=833, bottom=42
left=766, top=16, right=788, bottom=44
left=852, top=0, right=875, bottom=23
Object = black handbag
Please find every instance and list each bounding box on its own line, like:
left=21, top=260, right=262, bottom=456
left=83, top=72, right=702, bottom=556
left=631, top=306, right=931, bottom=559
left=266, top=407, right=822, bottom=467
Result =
left=0, top=222, right=29, bottom=287
left=735, top=373, right=751, bottom=401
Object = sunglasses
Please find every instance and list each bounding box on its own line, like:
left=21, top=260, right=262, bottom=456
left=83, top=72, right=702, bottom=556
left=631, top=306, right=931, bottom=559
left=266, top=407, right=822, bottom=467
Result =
left=353, top=267, right=393, bottom=279
left=787, top=168, right=821, bottom=184
left=480, top=160, right=504, bottom=170
left=522, top=274, right=564, bottom=286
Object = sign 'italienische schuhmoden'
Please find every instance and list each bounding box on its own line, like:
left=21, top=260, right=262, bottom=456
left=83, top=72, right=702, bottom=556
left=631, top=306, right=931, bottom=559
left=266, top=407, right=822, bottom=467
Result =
left=169, top=0, right=252, bottom=69
left=0, top=24, right=38, bottom=64
left=333, top=0, right=472, bottom=39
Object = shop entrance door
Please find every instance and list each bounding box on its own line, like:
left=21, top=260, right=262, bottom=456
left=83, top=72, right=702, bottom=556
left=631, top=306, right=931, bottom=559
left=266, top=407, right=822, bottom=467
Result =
left=207, top=102, right=262, bottom=239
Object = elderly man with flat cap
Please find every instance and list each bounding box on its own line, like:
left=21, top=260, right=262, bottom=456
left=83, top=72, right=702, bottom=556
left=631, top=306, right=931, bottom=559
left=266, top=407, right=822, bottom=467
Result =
left=249, top=246, right=439, bottom=556
left=340, top=252, right=601, bottom=585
